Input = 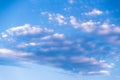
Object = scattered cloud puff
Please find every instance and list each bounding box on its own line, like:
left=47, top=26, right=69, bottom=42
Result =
left=70, top=16, right=80, bottom=28
left=80, top=20, right=97, bottom=32
left=55, top=14, right=67, bottom=25
left=41, top=11, right=119, bottom=36
left=70, top=16, right=98, bottom=32
left=85, top=9, right=103, bottom=16
left=41, top=12, right=67, bottom=25
left=69, top=16, right=120, bottom=35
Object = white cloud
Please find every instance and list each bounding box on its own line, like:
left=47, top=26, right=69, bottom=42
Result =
left=97, top=23, right=120, bottom=35
left=44, top=28, right=54, bottom=33
left=1, top=33, right=8, bottom=38
left=81, top=20, right=97, bottom=32
left=0, top=48, right=33, bottom=57
left=1, top=24, right=54, bottom=37
left=6, top=24, right=42, bottom=36
left=81, top=20, right=95, bottom=27
left=55, top=14, right=67, bottom=25
left=41, top=33, right=65, bottom=40
left=42, top=12, right=67, bottom=25
left=70, top=17, right=97, bottom=32
left=14, top=32, right=65, bottom=49
left=53, top=33, right=65, bottom=39
left=40, top=36, right=51, bottom=40
left=70, top=56, right=96, bottom=63
left=85, top=9, right=103, bottom=16
left=97, top=23, right=112, bottom=35
left=70, top=56, right=113, bottom=69
left=80, top=70, right=110, bottom=75
left=69, top=16, right=120, bottom=35
left=70, top=16, right=80, bottom=28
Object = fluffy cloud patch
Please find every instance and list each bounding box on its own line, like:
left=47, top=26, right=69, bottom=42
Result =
left=41, top=12, right=67, bottom=25
left=70, top=16, right=80, bottom=28
left=70, top=17, right=98, bottom=32
left=85, top=9, right=103, bottom=16
left=80, top=20, right=97, bottom=32
left=55, top=14, right=67, bottom=25
left=69, top=16, right=120, bottom=35
left=1, top=24, right=54, bottom=37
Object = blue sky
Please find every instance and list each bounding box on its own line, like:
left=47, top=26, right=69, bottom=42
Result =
left=0, top=0, right=120, bottom=80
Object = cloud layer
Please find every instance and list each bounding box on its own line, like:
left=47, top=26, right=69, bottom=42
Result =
left=0, top=22, right=116, bottom=75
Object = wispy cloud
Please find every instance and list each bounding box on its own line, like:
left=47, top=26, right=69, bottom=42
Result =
left=0, top=48, right=33, bottom=57
left=69, top=0, right=75, bottom=4
left=70, top=56, right=113, bottom=69
left=85, top=9, right=103, bottom=16
left=1, top=24, right=54, bottom=37
left=80, top=70, right=110, bottom=75
left=40, top=33, right=65, bottom=40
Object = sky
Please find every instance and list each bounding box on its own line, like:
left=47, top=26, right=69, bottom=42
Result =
left=0, top=0, right=120, bottom=80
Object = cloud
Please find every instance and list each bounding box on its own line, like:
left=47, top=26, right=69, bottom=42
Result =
left=53, top=33, right=65, bottom=39
left=85, top=9, right=103, bottom=16
left=70, top=56, right=113, bottom=69
left=41, top=12, right=67, bottom=25
left=69, top=17, right=97, bottom=32
left=97, top=23, right=120, bottom=35
left=69, top=16, right=120, bottom=35
left=0, top=24, right=66, bottom=50
left=55, top=14, right=67, bottom=25
left=17, top=42, right=38, bottom=48
left=97, top=23, right=112, bottom=35
left=1, top=24, right=54, bottom=37
left=0, top=48, right=33, bottom=57
left=6, top=24, right=42, bottom=36
left=80, top=70, right=110, bottom=75
left=70, top=16, right=80, bottom=28
left=0, top=23, right=115, bottom=75
left=80, top=20, right=97, bottom=32
left=29, top=55, right=113, bottom=74
left=40, top=33, right=65, bottom=40
left=69, top=0, right=75, bottom=4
